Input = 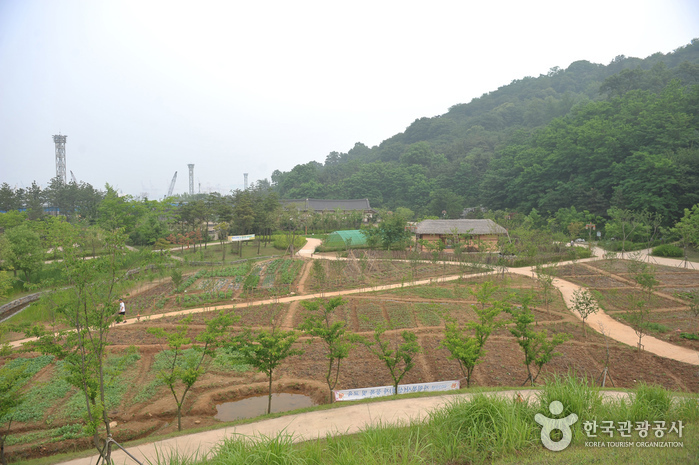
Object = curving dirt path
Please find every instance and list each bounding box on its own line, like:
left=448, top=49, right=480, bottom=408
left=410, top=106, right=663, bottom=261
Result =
left=12, top=246, right=699, bottom=367
left=59, top=388, right=632, bottom=465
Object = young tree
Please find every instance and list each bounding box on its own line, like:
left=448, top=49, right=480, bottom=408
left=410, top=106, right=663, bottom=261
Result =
left=27, top=226, right=141, bottom=463
left=507, top=302, right=570, bottom=385
left=147, top=312, right=235, bottom=431
left=215, top=221, right=230, bottom=261
left=363, top=325, right=421, bottom=395
left=626, top=294, right=650, bottom=352
left=299, top=297, right=357, bottom=402
left=279, top=206, right=304, bottom=259
left=534, top=264, right=557, bottom=313
left=0, top=362, right=28, bottom=465
left=684, top=290, right=699, bottom=332
left=605, top=207, right=640, bottom=258
left=310, top=259, right=327, bottom=294
left=442, top=282, right=509, bottom=387
left=571, top=289, right=599, bottom=337
left=234, top=325, right=304, bottom=414
left=639, top=209, right=663, bottom=260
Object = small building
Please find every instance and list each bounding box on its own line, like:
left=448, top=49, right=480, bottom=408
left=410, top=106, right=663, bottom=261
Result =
left=415, top=219, right=507, bottom=252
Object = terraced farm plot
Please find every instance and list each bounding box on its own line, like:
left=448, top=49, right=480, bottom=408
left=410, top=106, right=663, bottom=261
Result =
left=564, top=274, right=631, bottom=289
left=355, top=301, right=387, bottom=331
left=384, top=301, right=417, bottom=329
left=592, top=288, right=682, bottom=312
left=413, top=302, right=443, bottom=327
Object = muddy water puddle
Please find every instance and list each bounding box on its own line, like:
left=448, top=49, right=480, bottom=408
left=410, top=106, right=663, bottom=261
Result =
left=215, top=393, right=316, bottom=421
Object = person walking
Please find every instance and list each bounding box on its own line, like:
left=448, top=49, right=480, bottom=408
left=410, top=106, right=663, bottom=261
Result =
left=118, top=298, right=126, bottom=323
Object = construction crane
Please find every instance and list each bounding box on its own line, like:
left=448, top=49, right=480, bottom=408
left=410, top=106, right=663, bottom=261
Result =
left=167, top=171, right=178, bottom=197
left=70, top=170, right=77, bottom=184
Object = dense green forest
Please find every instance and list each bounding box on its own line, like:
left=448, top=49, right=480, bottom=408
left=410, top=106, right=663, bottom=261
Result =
left=271, top=39, right=699, bottom=223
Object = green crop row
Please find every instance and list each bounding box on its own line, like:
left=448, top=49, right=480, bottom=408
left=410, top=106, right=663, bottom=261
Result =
left=175, top=291, right=233, bottom=308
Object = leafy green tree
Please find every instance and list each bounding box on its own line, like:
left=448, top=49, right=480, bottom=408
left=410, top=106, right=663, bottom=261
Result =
left=0, top=183, right=20, bottom=212
left=362, top=210, right=411, bottom=250
left=507, top=301, right=570, bottom=385
left=147, top=312, right=235, bottom=430
left=299, top=297, right=357, bottom=402
left=0, top=211, right=26, bottom=231
left=363, top=326, right=421, bottom=395
left=24, top=181, right=45, bottom=220
left=571, top=289, right=599, bottom=337
left=234, top=325, right=304, bottom=414
left=673, top=204, right=699, bottom=252
left=96, top=184, right=139, bottom=233
left=3, top=223, right=43, bottom=283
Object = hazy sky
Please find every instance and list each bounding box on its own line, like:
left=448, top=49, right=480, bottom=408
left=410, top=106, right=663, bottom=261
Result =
left=1, top=1, right=697, bottom=199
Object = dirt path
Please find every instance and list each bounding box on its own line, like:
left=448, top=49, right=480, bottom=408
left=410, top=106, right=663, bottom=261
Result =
left=11, top=246, right=699, bottom=369
left=281, top=258, right=314, bottom=329
left=508, top=265, right=699, bottom=365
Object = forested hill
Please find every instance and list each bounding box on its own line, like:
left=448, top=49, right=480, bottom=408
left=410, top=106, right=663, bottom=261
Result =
left=270, top=39, right=699, bottom=223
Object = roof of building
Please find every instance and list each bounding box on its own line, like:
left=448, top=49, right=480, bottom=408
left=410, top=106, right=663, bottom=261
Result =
left=324, top=230, right=368, bottom=247
left=282, top=198, right=374, bottom=212
left=415, top=219, right=508, bottom=235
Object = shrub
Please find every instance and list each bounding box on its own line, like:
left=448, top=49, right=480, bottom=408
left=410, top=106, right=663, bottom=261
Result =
left=651, top=244, right=684, bottom=257
left=271, top=234, right=306, bottom=251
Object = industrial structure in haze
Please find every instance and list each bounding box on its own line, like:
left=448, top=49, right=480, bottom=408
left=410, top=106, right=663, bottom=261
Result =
left=188, top=164, right=194, bottom=195
left=244, top=173, right=248, bottom=190
left=53, top=134, right=67, bottom=183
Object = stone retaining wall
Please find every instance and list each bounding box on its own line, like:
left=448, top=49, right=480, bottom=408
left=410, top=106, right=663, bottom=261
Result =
left=0, top=292, right=44, bottom=318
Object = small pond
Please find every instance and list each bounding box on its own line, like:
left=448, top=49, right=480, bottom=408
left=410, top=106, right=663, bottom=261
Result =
left=215, top=393, right=316, bottom=421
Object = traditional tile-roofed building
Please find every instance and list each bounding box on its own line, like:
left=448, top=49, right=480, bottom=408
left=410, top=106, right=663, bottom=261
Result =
left=282, top=198, right=375, bottom=221
left=415, top=219, right=507, bottom=252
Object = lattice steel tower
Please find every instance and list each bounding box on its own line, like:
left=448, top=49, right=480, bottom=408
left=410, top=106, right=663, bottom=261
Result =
left=188, top=164, right=194, bottom=195
left=53, top=134, right=67, bottom=183
left=244, top=173, right=248, bottom=190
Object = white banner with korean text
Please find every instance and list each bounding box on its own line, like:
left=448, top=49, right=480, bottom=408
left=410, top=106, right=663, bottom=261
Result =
left=333, top=380, right=460, bottom=402
left=228, top=234, right=255, bottom=242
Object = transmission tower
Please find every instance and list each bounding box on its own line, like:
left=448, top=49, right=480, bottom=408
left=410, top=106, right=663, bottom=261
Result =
left=188, top=164, right=194, bottom=196
left=244, top=173, right=248, bottom=190
left=53, top=134, right=67, bottom=183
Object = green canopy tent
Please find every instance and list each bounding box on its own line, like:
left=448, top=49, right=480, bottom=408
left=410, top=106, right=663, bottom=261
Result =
left=324, top=230, right=368, bottom=249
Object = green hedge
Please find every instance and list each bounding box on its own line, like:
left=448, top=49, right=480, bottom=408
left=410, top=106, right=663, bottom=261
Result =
left=271, top=234, right=306, bottom=250
left=651, top=244, right=684, bottom=257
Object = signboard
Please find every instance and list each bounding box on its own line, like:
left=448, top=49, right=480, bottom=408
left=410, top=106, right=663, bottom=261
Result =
left=333, top=380, right=460, bottom=402
left=228, top=234, right=255, bottom=242
left=397, top=380, right=460, bottom=395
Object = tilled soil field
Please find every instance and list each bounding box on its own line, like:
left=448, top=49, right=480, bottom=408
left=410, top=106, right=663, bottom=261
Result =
left=4, top=257, right=699, bottom=462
